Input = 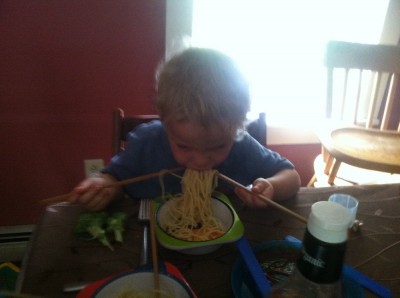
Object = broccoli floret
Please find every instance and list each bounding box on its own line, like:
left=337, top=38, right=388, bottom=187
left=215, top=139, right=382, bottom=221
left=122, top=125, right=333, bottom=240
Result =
left=74, top=212, right=114, bottom=251
left=107, top=212, right=128, bottom=243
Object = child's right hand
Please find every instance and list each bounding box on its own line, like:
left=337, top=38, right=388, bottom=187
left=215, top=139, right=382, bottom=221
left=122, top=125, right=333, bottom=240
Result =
left=68, top=174, right=119, bottom=211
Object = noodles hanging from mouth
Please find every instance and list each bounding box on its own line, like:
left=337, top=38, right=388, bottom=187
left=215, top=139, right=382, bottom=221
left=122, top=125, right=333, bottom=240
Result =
left=161, top=169, right=224, bottom=241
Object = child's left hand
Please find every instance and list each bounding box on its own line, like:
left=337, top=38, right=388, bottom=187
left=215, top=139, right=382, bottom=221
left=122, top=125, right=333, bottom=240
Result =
left=234, top=178, right=274, bottom=208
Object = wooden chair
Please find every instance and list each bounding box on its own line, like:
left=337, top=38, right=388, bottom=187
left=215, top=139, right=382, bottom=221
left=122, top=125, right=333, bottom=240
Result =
left=246, top=112, right=267, bottom=147
left=308, top=41, right=400, bottom=187
left=112, top=108, right=159, bottom=154
left=113, top=108, right=267, bottom=155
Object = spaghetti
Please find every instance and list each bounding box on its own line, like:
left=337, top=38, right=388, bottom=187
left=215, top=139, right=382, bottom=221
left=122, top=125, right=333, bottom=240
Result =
left=116, top=288, right=173, bottom=298
left=161, top=169, right=225, bottom=241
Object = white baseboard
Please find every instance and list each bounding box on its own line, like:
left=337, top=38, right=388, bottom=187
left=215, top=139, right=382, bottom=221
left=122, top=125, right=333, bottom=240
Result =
left=0, top=225, right=35, bottom=262
left=0, top=242, right=29, bottom=263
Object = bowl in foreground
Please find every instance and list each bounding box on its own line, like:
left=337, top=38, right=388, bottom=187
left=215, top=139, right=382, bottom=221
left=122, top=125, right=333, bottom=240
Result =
left=77, top=262, right=195, bottom=298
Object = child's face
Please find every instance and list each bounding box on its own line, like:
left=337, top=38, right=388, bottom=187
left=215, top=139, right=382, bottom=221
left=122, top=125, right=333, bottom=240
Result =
left=165, top=119, right=234, bottom=170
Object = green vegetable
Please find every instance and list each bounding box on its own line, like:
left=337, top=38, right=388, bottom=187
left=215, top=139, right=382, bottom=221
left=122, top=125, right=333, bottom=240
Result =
left=74, top=212, right=114, bottom=251
left=107, top=212, right=128, bottom=243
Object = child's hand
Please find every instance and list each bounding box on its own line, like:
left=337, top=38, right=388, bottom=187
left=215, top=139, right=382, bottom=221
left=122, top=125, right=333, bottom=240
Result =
left=234, top=178, right=274, bottom=208
left=68, top=174, right=119, bottom=211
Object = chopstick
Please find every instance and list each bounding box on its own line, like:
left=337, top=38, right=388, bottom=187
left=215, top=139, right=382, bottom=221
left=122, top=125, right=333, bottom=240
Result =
left=149, top=202, right=160, bottom=297
left=39, top=168, right=182, bottom=206
left=217, top=173, right=307, bottom=224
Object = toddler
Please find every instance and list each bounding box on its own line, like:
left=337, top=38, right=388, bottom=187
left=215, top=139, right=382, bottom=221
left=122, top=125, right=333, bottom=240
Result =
left=69, top=48, right=301, bottom=210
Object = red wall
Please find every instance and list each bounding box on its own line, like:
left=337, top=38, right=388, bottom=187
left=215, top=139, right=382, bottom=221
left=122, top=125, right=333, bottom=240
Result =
left=0, top=1, right=165, bottom=225
left=0, top=1, right=320, bottom=226
left=269, top=143, right=321, bottom=187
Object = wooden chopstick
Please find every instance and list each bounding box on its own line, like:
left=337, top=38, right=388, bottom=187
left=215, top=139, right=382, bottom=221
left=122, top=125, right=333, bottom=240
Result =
left=217, top=173, right=307, bottom=224
left=39, top=168, right=182, bottom=206
left=149, top=202, right=160, bottom=297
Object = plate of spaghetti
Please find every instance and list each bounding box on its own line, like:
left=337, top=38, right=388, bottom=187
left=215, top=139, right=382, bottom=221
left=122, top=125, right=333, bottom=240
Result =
left=154, top=169, right=244, bottom=254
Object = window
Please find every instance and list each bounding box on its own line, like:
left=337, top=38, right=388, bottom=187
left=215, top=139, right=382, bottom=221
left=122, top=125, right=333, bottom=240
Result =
left=190, top=0, right=389, bottom=127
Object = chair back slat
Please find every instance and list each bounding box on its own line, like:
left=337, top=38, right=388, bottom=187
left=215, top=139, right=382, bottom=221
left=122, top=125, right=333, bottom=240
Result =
left=366, top=72, right=382, bottom=129
left=352, top=69, right=363, bottom=124
left=340, top=69, right=349, bottom=120
left=381, top=73, right=399, bottom=130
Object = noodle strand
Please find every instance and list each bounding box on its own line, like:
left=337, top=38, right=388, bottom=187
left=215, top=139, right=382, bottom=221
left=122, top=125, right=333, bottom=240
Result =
left=161, top=169, right=224, bottom=241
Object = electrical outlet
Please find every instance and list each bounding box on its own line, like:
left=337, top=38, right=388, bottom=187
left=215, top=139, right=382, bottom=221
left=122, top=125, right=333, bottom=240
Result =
left=84, top=159, right=104, bottom=178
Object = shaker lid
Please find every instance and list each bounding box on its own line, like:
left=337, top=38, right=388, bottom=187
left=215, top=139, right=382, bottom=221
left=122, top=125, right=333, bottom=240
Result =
left=308, top=201, right=351, bottom=243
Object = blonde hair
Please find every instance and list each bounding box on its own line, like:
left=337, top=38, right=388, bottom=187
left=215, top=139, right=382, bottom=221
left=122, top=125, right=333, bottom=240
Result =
left=155, top=48, right=250, bottom=138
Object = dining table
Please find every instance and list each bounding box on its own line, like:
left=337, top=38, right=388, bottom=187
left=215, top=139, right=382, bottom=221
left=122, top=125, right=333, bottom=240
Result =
left=17, top=183, right=400, bottom=298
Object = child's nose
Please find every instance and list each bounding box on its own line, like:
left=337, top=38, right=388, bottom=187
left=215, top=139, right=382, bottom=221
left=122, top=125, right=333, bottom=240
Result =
left=191, top=153, right=211, bottom=170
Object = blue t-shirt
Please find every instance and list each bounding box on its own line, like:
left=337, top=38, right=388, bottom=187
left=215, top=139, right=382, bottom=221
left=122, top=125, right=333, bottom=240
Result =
left=103, top=120, right=294, bottom=199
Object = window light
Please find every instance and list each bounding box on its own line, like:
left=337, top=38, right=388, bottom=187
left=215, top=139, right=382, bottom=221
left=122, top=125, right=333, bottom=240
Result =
left=191, top=0, right=389, bottom=127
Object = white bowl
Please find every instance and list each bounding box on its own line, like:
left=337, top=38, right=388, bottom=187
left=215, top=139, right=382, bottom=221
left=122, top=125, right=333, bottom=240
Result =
left=154, top=192, right=244, bottom=255
left=94, top=272, right=190, bottom=297
left=78, top=262, right=196, bottom=298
